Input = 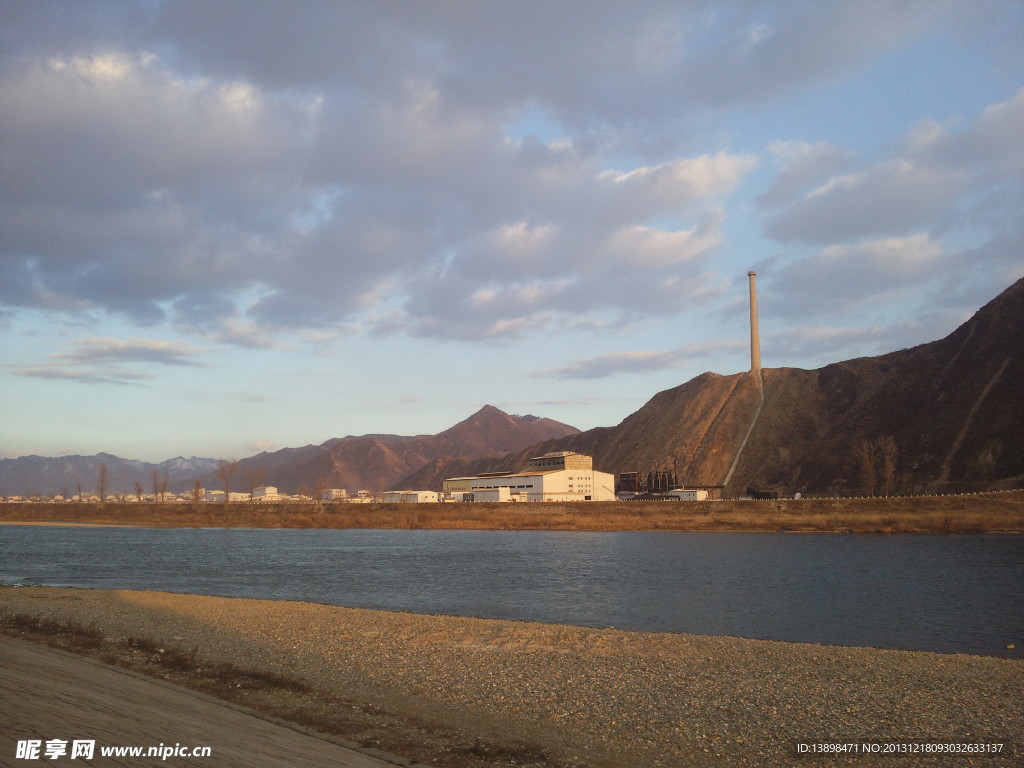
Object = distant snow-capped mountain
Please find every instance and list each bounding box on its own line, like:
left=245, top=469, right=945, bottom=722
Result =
left=0, top=454, right=219, bottom=497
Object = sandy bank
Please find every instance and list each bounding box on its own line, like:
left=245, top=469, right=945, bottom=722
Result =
left=1, top=587, right=1020, bottom=767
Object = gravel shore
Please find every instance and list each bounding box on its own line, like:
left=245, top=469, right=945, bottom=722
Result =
left=1, top=587, right=1020, bottom=767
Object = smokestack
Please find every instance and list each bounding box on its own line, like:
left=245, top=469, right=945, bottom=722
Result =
left=748, top=271, right=761, bottom=372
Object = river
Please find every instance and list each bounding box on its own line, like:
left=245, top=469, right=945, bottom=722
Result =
left=1, top=526, right=1020, bottom=656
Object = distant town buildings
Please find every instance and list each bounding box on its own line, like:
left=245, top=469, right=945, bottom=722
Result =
left=4, top=451, right=712, bottom=503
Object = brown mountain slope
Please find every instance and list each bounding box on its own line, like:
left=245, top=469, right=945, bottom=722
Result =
left=227, top=406, right=579, bottom=494
left=403, top=277, right=1024, bottom=495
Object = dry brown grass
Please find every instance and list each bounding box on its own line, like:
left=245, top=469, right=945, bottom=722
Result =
left=2, top=492, right=1022, bottom=532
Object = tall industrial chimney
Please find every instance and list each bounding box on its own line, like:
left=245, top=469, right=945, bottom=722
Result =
left=747, top=271, right=761, bottom=372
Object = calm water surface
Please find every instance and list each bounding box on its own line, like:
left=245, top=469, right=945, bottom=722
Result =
left=1, top=526, right=1021, bottom=656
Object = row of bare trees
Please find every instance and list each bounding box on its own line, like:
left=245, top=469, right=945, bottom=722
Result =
left=88, top=460, right=236, bottom=503
left=853, top=436, right=898, bottom=496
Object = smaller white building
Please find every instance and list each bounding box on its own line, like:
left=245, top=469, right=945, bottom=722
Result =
left=666, top=489, right=709, bottom=501
left=253, top=486, right=281, bottom=502
left=383, top=490, right=439, bottom=503
left=467, top=487, right=514, bottom=502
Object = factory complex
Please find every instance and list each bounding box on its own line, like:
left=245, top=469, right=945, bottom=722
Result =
left=441, top=451, right=616, bottom=503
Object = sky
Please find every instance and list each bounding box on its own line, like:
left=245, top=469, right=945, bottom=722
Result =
left=2, top=1, right=1022, bottom=463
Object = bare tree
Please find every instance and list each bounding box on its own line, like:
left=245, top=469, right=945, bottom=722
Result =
left=134, top=481, right=144, bottom=503
left=244, top=468, right=266, bottom=502
left=151, top=468, right=160, bottom=502
left=192, top=479, right=203, bottom=507
left=313, top=477, right=329, bottom=507
left=878, top=436, right=898, bottom=496
left=853, top=439, right=878, bottom=496
left=215, top=459, right=240, bottom=503
left=97, top=463, right=108, bottom=503
left=76, top=483, right=83, bottom=503
left=159, top=468, right=169, bottom=503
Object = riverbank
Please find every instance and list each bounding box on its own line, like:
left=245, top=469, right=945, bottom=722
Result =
left=0, top=636, right=400, bottom=767
left=1, top=587, right=1020, bottom=768
left=2, top=491, right=1023, bottom=532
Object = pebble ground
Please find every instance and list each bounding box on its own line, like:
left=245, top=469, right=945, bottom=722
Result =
left=2, top=587, right=1020, bottom=767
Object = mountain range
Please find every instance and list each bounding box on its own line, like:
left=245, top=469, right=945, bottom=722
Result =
left=0, top=408, right=579, bottom=497
left=216, top=406, right=580, bottom=495
left=3, top=277, right=1021, bottom=498
left=0, top=454, right=220, bottom=499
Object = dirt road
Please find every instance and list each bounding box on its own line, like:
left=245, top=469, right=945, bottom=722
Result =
left=0, top=636, right=410, bottom=768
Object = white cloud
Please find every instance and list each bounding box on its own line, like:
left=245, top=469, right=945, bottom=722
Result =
left=7, top=336, right=204, bottom=387
left=9, top=365, right=154, bottom=387
left=758, top=141, right=857, bottom=208
left=757, top=84, right=1023, bottom=335
left=602, top=216, right=723, bottom=270
left=536, top=340, right=745, bottom=379
left=0, top=49, right=318, bottom=326
left=60, top=337, right=205, bottom=366
left=764, top=160, right=963, bottom=243
left=762, top=87, right=1024, bottom=248
left=599, top=152, right=759, bottom=210
left=765, top=234, right=946, bottom=316
left=0, top=2, right=1018, bottom=354
left=905, top=87, right=1024, bottom=178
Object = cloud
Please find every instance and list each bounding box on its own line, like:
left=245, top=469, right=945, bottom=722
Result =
left=7, top=336, right=204, bottom=387
left=536, top=340, right=745, bottom=379
left=359, top=151, right=752, bottom=341
left=0, top=2, right=1017, bottom=351
left=765, top=308, right=972, bottom=363
left=762, top=88, right=1024, bottom=248
left=904, top=87, right=1024, bottom=178
left=10, top=365, right=154, bottom=387
left=0, top=49, right=315, bottom=324
left=758, top=141, right=857, bottom=209
left=756, top=85, right=1024, bottom=336
left=764, top=160, right=962, bottom=243
left=136, top=1, right=962, bottom=120
left=667, top=1, right=968, bottom=109
left=59, top=337, right=204, bottom=366
left=764, top=234, right=946, bottom=316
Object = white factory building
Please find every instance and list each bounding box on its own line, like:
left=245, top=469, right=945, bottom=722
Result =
left=252, top=486, right=280, bottom=501
left=382, top=490, right=440, bottom=503
left=443, top=451, right=615, bottom=502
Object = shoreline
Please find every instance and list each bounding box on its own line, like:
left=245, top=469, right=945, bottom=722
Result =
left=2, top=587, right=1021, bottom=767
left=1, top=490, right=1023, bottom=533
left=0, top=520, right=147, bottom=528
